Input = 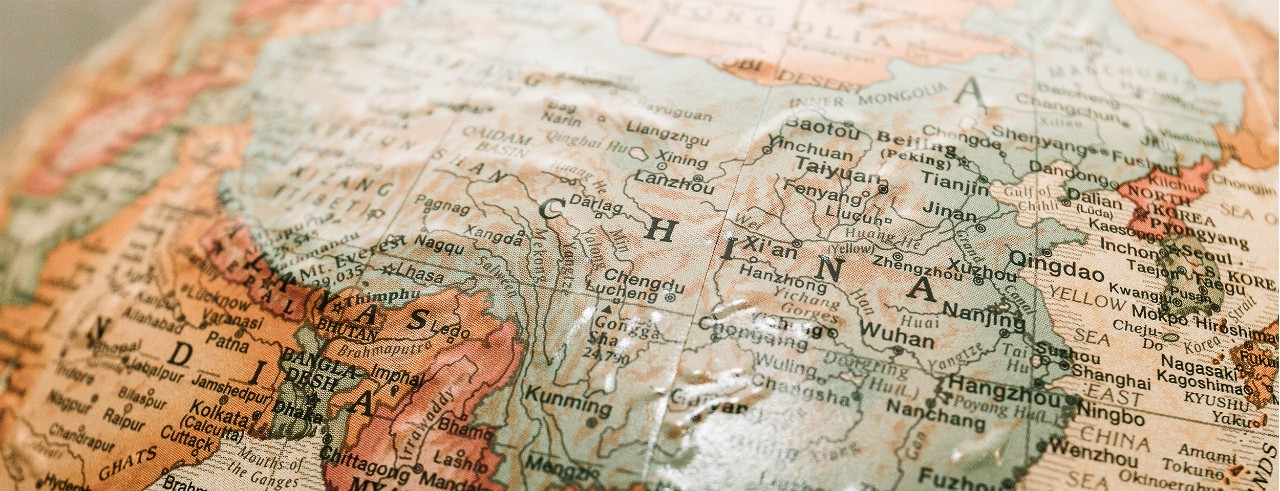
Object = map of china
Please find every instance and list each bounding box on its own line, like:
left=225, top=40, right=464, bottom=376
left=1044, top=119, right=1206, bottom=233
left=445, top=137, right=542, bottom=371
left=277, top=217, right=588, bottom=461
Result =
left=0, top=0, right=1273, bottom=490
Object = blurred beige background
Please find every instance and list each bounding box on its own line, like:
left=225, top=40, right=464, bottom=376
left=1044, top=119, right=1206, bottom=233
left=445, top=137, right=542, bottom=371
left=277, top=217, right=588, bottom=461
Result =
left=0, top=0, right=151, bottom=132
